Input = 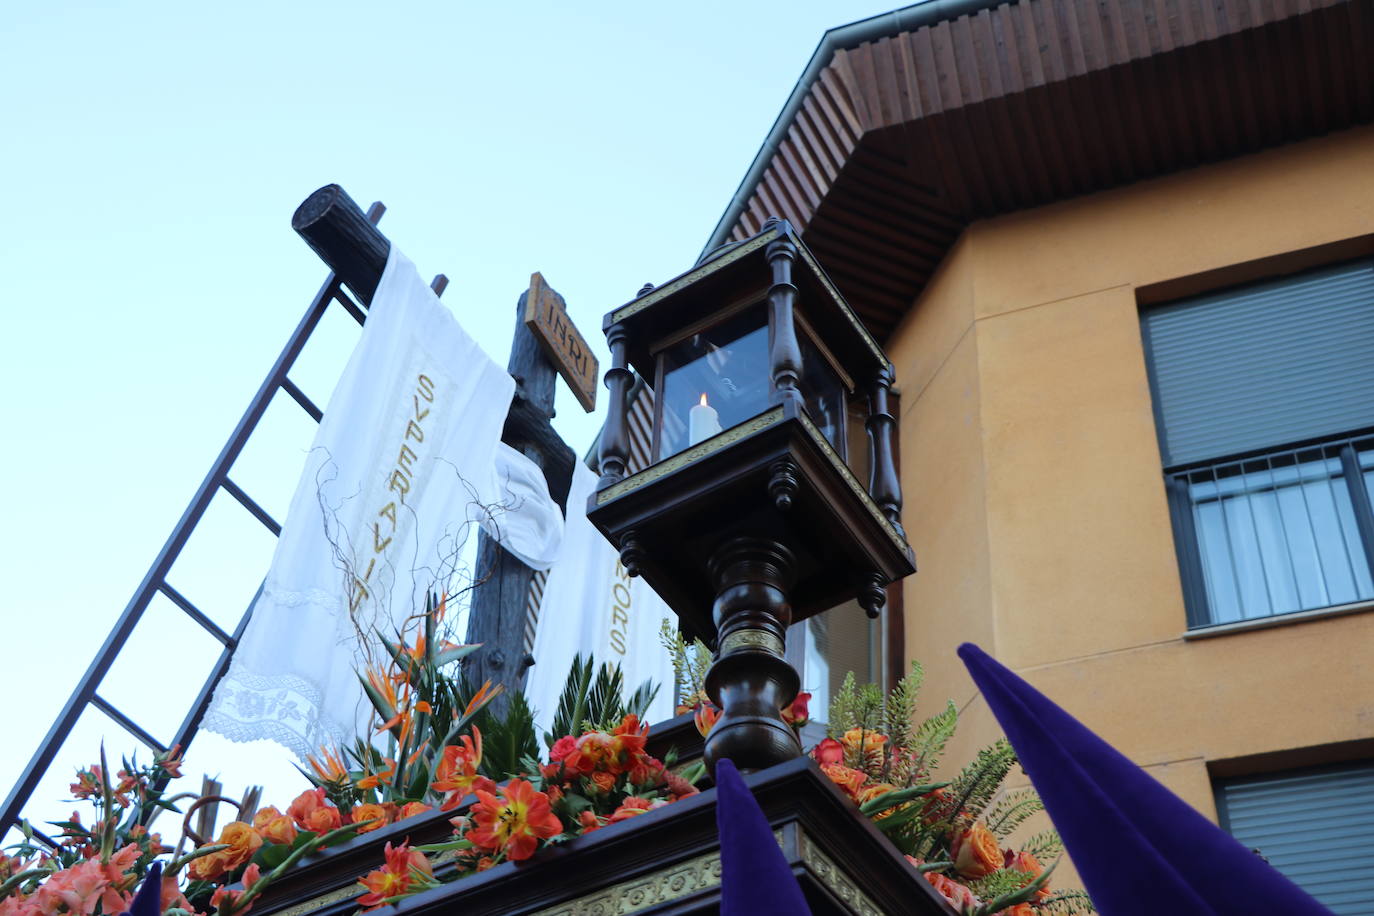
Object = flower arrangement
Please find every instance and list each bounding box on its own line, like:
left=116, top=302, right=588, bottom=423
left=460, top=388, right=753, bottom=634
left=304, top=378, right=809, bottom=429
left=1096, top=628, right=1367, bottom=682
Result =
left=663, top=623, right=1095, bottom=916
left=0, top=593, right=499, bottom=916
left=6, top=593, right=1097, bottom=916
left=351, top=654, right=704, bottom=909
left=812, top=668, right=1094, bottom=914
left=0, top=746, right=362, bottom=916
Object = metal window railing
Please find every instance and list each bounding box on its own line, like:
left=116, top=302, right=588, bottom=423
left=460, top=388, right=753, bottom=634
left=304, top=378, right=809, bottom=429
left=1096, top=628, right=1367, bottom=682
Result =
left=1167, top=432, right=1374, bottom=628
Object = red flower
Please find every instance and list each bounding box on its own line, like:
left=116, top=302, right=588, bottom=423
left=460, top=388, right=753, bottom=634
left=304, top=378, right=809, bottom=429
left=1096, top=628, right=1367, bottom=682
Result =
left=627, top=753, right=666, bottom=787
left=782, top=692, right=811, bottom=726
left=467, top=779, right=563, bottom=862
left=812, top=737, right=844, bottom=767
left=431, top=730, right=483, bottom=803
left=548, top=735, right=577, bottom=763
left=607, top=797, right=662, bottom=825
left=663, top=769, right=700, bottom=801
left=210, top=863, right=260, bottom=915
left=356, top=842, right=434, bottom=910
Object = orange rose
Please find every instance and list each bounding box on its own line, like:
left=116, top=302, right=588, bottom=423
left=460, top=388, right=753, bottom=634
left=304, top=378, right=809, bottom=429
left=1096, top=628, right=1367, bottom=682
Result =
left=819, top=764, right=868, bottom=801
left=951, top=822, right=1002, bottom=878
left=857, top=782, right=900, bottom=817
left=287, top=788, right=342, bottom=833
left=252, top=806, right=297, bottom=845
left=188, top=821, right=263, bottom=881
left=1005, top=849, right=1050, bottom=900
left=840, top=727, right=887, bottom=761
left=999, top=905, right=1034, bottom=916
left=923, top=873, right=978, bottom=911
left=350, top=803, right=391, bottom=834
left=398, top=802, right=432, bottom=820
left=925, top=872, right=981, bottom=909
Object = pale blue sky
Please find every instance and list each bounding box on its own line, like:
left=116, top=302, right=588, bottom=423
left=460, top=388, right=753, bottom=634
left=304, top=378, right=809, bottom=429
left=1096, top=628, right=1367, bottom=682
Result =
left=0, top=0, right=901, bottom=833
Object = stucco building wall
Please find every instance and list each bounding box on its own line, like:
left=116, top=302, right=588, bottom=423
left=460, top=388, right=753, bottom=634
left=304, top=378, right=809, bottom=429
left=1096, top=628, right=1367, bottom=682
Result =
left=889, top=124, right=1374, bottom=858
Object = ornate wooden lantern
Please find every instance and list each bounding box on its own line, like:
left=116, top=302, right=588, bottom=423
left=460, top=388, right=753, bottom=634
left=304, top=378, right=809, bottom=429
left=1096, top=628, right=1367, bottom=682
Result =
left=588, top=218, right=915, bottom=771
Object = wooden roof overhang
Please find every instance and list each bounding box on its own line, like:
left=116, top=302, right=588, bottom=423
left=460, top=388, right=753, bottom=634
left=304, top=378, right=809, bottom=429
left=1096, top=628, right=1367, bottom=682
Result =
left=704, top=0, right=1374, bottom=340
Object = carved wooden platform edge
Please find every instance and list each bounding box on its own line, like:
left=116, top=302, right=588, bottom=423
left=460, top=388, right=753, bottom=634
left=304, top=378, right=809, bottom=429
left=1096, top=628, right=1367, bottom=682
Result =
left=252, top=712, right=709, bottom=916
left=343, top=758, right=954, bottom=916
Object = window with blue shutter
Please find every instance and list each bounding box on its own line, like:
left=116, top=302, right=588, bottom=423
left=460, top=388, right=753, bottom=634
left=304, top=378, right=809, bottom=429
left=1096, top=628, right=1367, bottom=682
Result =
left=1141, top=260, right=1374, bottom=627
left=1216, top=762, right=1374, bottom=914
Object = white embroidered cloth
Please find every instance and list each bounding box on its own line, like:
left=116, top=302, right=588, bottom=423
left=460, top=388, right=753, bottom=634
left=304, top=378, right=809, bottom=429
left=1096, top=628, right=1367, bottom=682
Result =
left=525, top=462, right=676, bottom=738
left=205, top=248, right=561, bottom=758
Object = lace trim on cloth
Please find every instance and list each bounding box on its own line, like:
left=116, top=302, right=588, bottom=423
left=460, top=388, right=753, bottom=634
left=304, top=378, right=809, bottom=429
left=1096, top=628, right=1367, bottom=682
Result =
left=202, top=585, right=366, bottom=761
left=201, top=662, right=354, bottom=761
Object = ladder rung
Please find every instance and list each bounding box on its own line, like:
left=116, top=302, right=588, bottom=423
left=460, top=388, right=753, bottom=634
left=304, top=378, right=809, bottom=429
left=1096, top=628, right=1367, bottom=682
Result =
left=334, top=289, right=367, bottom=325
left=280, top=377, right=323, bottom=422
left=91, top=694, right=166, bottom=754
left=158, top=582, right=235, bottom=646
left=222, top=478, right=282, bottom=536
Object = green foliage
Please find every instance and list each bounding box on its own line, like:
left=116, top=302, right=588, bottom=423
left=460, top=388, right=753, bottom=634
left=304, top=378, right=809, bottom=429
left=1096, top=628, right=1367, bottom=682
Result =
left=332, top=591, right=498, bottom=808
left=909, top=700, right=959, bottom=776
left=659, top=620, right=711, bottom=708
left=1022, top=830, right=1064, bottom=861
left=827, top=672, right=885, bottom=738
left=969, top=859, right=1058, bottom=916
left=548, top=653, right=596, bottom=746
left=469, top=689, right=539, bottom=780
left=968, top=867, right=1036, bottom=901
left=883, top=661, right=923, bottom=750
left=984, top=788, right=1044, bottom=839
left=815, top=664, right=1093, bottom=910
left=543, top=653, right=659, bottom=749
left=1038, top=890, right=1097, bottom=914
left=946, top=739, right=1017, bottom=828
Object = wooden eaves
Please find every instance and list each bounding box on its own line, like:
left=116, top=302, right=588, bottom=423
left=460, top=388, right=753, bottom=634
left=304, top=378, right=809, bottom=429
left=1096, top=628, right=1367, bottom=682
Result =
left=704, top=0, right=1374, bottom=341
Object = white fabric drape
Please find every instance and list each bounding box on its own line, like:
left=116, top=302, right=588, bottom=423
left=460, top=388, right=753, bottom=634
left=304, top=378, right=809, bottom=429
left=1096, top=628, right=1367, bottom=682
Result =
left=204, top=248, right=561, bottom=758
left=481, top=442, right=563, bottom=571
left=526, top=463, right=676, bottom=739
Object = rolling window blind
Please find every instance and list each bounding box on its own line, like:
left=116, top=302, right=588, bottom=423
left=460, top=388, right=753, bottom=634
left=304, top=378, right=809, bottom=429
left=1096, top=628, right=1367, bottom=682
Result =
left=1217, top=763, right=1374, bottom=914
left=1141, top=260, right=1374, bottom=467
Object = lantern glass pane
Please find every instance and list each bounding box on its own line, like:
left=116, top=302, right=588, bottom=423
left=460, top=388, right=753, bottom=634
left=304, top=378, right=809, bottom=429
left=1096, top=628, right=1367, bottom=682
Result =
left=798, top=332, right=848, bottom=459
left=657, top=307, right=770, bottom=461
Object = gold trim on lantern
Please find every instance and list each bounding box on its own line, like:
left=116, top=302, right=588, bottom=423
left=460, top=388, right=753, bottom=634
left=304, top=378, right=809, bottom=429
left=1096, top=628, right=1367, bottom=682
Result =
left=595, top=407, right=787, bottom=505
left=796, top=413, right=907, bottom=553
left=611, top=229, right=782, bottom=324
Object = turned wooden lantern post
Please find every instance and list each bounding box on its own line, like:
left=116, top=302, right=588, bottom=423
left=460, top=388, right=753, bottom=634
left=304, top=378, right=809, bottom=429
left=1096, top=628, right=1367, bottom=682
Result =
left=587, top=218, right=915, bottom=772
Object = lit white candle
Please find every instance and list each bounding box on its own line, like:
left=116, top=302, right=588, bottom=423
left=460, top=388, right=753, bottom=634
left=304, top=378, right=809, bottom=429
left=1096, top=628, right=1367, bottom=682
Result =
left=688, top=393, right=722, bottom=445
